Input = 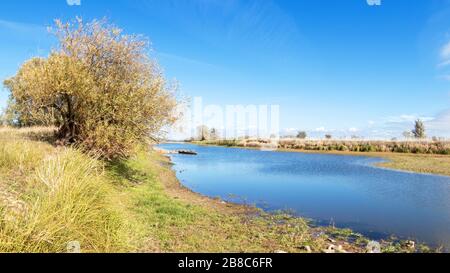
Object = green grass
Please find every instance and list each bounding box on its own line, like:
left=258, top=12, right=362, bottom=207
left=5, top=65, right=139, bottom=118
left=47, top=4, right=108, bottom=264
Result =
left=377, top=153, right=450, bottom=177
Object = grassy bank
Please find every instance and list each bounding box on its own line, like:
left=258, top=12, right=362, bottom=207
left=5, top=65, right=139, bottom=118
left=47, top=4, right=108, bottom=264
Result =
left=194, top=139, right=450, bottom=177
left=0, top=128, right=434, bottom=253
left=376, top=153, right=450, bottom=177
left=0, top=133, right=126, bottom=252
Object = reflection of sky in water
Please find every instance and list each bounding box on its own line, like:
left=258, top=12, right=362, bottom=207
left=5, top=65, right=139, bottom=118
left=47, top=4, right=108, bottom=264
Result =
left=159, top=144, right=450, bottom=250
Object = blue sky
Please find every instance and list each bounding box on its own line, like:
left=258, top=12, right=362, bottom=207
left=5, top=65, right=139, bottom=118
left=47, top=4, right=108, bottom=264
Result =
left=1, top=0, right=450, bottom=138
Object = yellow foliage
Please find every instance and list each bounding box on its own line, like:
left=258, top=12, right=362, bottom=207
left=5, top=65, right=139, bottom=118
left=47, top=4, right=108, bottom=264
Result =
left=4, top=18, right=177, bottom=159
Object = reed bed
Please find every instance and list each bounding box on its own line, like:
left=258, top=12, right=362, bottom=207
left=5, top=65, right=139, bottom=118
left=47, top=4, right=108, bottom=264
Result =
left=0, top=126, right=56, bottom=143
left=199, top=138, right=450, bottom=155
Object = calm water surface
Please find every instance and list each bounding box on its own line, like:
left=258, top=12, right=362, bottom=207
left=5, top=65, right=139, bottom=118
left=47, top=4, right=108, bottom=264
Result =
left=159, top=143, right=450, bottom=249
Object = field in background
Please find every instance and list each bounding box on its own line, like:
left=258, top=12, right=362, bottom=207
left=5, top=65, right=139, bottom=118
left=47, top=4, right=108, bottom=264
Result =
left=197, top=138, right=450, bottom=155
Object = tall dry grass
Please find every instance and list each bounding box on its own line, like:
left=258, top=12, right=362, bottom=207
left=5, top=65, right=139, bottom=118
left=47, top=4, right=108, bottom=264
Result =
left=0, top=128, right=127, bottom=253
left=0, top=126, right=55, bottom=140
left=200, top=138, right=450, bottom=155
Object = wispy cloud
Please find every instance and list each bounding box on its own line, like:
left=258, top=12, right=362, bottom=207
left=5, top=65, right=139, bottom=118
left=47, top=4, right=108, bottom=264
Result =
left=156, top=51, right=219, bottom=69
left=0, top=19, right=47, bottom=35
left=0, top=19, right=54, bottom=64
left=437, top=41, right=450, bottom=80
left=441, top=41, right=450, bottom=60
left=0, top=19, right=51, bottom=55
left=314, top=127, right=327, bottom=132
left=386, top=114, right=434, bottom=124
left=139, top=0, right=301, bottom=53
left=437, top=74, right=450, bottom=80
left=427, top=109, right=450, bottom=133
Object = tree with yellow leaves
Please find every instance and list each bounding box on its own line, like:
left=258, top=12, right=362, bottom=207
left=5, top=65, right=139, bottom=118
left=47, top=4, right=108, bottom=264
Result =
left=4, top=18, right=177, bottom=159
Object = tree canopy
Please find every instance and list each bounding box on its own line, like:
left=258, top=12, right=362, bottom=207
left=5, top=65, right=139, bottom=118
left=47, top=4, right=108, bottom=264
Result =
left=297, top=131, right=307, bottom=139
left=3, top=18, right=177, bottom=159
left=412, top=119, right=426, bottom=139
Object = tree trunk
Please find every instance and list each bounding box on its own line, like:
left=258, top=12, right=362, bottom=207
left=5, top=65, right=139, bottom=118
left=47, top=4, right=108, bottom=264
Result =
left=56, top=94, right=77, bottom=145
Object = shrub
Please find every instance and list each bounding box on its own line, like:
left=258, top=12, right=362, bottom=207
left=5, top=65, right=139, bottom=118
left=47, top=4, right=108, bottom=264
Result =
left=3, top=18, right=177, bottom=159
left=297, top=131, right=307, bottom=139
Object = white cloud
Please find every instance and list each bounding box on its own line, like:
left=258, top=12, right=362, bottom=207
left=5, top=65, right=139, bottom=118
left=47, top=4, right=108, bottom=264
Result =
left=314, top=127, right=326, bottom=132
left=427, top=109, right=450, bottom=132
left=157, top=52, right=219, bottom=69
left=437, top=74, right=450, bottom=81
left=282, top=128, right=298, bottom=133
left=438, top=41, right=450, bottom=79
left=0, top=19, right=50, bottom=47
left=438, top=59, right=450, bottom=68
left=348, top=127, right=359, bottom=133
left=0, top=19, right=46, bottom=34
left=66, top=0, right=81, bottom=6
left=386, top=114, right=434, bottom=124
left=441, top=41, right=450, bottom=60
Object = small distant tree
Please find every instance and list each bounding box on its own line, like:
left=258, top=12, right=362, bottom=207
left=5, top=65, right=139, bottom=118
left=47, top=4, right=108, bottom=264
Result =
left=197, top=125, right=210, bottom=141
left=209, top=128, right=219, bottom=140
left=297, top=131, right=307, bottom=139
left=412, top=119, right=426, bottom=139
left=325, top=134, right=332, bottom=140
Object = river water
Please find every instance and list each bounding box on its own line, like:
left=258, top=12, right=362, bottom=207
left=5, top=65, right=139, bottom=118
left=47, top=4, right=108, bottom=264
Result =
left=159, top=143, right=450, bottom=249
